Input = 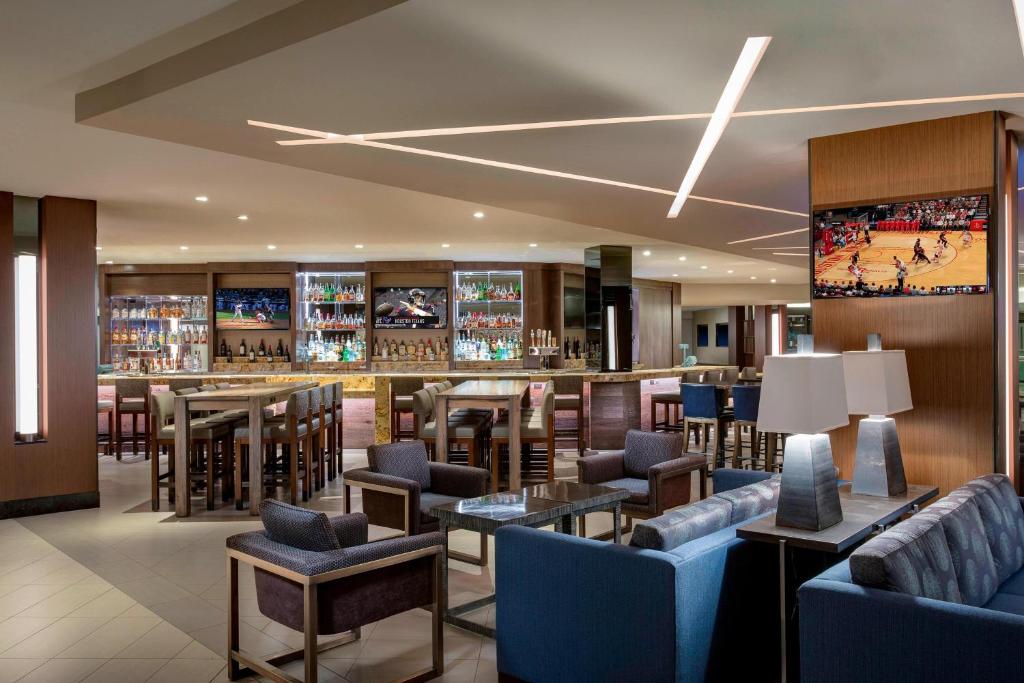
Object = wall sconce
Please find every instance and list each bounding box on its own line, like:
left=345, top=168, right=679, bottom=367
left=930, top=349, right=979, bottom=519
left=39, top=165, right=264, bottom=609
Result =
left=15, top=253, right=39, bottom=440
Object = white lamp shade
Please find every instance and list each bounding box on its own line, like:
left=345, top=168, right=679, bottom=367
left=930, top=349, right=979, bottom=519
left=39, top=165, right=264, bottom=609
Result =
left=756, top=353, right=849, bottom=434
left=842, top=350, right=912, bottom=416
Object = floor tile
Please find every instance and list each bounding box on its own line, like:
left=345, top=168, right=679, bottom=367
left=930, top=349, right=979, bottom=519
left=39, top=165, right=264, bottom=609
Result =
left=0, top=617, right=110, bottom=659
left=0, top=658, right=46, bottom=683
left=114, top=621, right=193, bottom=659
left=15, top=658, right=106, bottom=683
left=0, top=616, right=57, bottom=654
left=146, top=657, right=223, bottom=683
left=18, top=584, right=112, bottom=619
left=66, top=587, right=136, bottom=618
left=57, top=616, right=161, bottom=659
left=79, top=658, right=167, bottom=683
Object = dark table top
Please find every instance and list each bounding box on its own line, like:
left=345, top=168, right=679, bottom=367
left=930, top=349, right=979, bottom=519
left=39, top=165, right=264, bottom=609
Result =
left=430, top=492, right=572, bottom=532
left=736, top=483, right=939, bottom=553
left=523, top=481, right=631, bottom=511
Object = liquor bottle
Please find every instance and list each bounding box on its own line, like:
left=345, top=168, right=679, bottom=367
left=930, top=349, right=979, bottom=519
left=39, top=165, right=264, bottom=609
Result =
left=564, top=336, right=570, bottom=359
left=239, top=339, right=247, bottom=358
left=276, top=339, right=285, bottom=357
left=284, top=345, right=291, bottom=362
left=220, top=339, right=227, bottom=357
left=130, top=326, right=139, bottom=345
left=248, top=344, right=256, bottom=362
left=226, top=345, right=233, bottom=362
left=381, top=338, right=389, bottom=359
left=372, top=337, right=380, bottom=358
left=258, top=339, right=266, bottom=358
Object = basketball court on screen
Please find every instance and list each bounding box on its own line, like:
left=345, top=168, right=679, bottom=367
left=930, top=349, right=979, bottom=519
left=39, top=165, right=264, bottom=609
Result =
left=814, top=230, right=988, bottom=290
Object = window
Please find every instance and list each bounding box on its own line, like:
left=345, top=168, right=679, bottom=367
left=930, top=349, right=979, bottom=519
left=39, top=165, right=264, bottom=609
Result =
left=696, top=324, right=709, bottom=347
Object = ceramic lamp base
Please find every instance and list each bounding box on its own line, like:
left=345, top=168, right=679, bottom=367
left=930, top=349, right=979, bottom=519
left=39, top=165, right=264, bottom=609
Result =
left=851, top=417, right=907, bottom=497
left=775, top=433, right=843, bottom=531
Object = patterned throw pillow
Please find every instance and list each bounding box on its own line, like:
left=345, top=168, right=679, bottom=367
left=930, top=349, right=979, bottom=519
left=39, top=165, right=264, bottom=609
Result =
left=715, top=479, right=781, bottom=524
left=260, top=500, right=342, bottom=552
left=630, top=497, right=733, bottom=551
left=959, top=474, right=1024, bottom=583
left=921, top=497, right=999, bottom=607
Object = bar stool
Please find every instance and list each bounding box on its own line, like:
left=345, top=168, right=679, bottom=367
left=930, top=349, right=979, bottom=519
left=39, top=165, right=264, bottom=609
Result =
left=411, top=386, right=490, bottom=468
left=321, top=382, right=343, bottom=481
left=720, top=366, right=740, bottom=385
left=730, top=384, right=763, bottom=469
left=97, top=399, right=115, bottom=455
left=234, top=389, right=310, bottom=507
left=491, top=382, right=555, bottom=492
left=552, top=375, right=585, bottom=455
left=114, top=378, right=151, bottom=460
left=168, top=378, right=203, bottom=393
left=390, top=377, right=424, bottom=442
left=681, top=383, right=733, bottom=469
left=650, top=380, right=684, bottom=433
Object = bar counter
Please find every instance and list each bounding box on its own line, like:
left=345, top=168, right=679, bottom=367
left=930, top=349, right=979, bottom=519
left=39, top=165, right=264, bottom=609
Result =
left=98, top=365, right=724, bottom=447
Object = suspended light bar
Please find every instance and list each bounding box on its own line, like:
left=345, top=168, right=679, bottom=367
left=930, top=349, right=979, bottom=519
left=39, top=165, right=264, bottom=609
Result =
left=15, top=254, right=39, bottom=439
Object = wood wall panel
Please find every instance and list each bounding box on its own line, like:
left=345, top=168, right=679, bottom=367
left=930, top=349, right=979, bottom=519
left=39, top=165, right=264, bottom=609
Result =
left=810, top=112, right=995, bottom=208
left=635, top=285, right=673, bottom=369
left=810, top=112, right=998, bottom=495
left=1, top=196, right=98, bottom=508
left=107, top=273, right=206, bottom=296
left=0, top=194, right=13, bottom=473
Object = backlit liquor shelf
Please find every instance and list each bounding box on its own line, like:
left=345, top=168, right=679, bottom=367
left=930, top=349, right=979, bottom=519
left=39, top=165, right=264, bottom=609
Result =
left=453, top=270, right=523, bottom=362
left=108, top=295, right=209, bottom=373
left=297, top=271, right=367, bottom=366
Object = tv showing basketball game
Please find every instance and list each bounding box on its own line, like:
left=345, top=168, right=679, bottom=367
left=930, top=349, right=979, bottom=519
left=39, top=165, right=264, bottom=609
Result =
left=373, top=287, right=447, bottom=329
left=813, top=194, right=989, bottom=298
left=214, top=288, right=290, bottom=329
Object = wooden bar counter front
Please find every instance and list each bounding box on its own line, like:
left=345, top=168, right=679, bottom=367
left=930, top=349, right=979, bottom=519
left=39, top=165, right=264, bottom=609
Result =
left=100, top=365, right=726, bottom=451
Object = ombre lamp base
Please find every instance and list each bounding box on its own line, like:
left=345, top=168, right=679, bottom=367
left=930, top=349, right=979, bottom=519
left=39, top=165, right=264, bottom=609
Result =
left=775, top=433, right=843, bottom=531
left=851, top=417, right=907, bottom=497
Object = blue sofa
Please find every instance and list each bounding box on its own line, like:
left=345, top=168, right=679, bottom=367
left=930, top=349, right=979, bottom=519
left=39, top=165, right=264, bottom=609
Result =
left=495, top=469, right=781, bottom=683
left=799, top=473, right=1024, bottom=682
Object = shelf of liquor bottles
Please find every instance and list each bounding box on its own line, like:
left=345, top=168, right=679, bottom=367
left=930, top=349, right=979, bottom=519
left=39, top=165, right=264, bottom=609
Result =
left=453, top=270, right=523, bottom=362
left=297, top=271, right=367, bottom=365
left=108, top=295, right=209, bottom=373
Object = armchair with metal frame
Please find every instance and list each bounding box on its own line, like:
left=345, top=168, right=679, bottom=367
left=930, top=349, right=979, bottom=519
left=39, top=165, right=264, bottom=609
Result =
left=226, top=501, right=443, bottom=683
left=343, top=440, right=490, bottom=566
left=575, top=429, right=707, bottom=539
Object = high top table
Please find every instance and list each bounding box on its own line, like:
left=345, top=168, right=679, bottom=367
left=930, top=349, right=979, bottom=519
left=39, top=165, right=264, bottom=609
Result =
left=173, top=382, right=318, bottom=517
left=434, top=379, right=531, bottom=490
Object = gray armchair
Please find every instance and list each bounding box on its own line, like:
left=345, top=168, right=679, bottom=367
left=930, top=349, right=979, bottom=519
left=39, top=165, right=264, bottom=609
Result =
left=577, top=429, right=707, bottom=538
left=226, top=500, right=443, bottom=683
left=344, top=440, right=490, bottom=565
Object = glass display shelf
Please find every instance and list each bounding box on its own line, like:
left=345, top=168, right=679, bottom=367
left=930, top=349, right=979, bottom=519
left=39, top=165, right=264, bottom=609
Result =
left=453, top=270, right=524, bottom=362
left=107, top=294, right=209, bottom=373
left=296, top=272, right=367, bottom=364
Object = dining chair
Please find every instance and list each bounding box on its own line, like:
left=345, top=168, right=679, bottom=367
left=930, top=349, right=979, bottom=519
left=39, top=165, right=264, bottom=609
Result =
left=114, top=378, right=151, bottom=459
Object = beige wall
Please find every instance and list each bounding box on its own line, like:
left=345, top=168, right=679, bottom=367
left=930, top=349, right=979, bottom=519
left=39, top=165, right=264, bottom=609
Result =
left=691, top=307, right=730, bottom=364
left=681, top=283, right=808, bottom=307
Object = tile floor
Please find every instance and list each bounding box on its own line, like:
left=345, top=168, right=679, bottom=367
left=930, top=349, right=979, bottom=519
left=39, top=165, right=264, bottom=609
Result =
left=1, top=447, right=630, bottom=682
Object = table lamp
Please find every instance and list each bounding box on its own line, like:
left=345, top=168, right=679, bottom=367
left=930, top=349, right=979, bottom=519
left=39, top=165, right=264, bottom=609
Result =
left=757, top=335, right=848, bottom=531
left=842, top=334, right=912, bottom=497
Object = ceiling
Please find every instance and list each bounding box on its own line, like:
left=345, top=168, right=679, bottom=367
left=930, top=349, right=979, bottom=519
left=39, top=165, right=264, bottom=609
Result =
left=3, top=0, right=1024, bottom=293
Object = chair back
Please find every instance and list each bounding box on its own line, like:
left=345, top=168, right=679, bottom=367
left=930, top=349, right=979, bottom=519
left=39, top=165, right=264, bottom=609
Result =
left=411, top=387, right=434, bottom=433
left=540, top=381, right=555, bottom=420
left=391, top=376, right=424, bottom=396
left=552, top=374, right=583, bottom=396
left=622, top=429, right=684, bottom=478
left=309, top=385, right=322, bottom=422
left=285, top=389, right=310, bottom=422
left=151, top=391, right=175, bottom=427
left=175, top=387, right=199, bottom=396
left=438, top=380, right=454, bottom=390
left=682, top=383, right=722, bottom=419
left=115, top=378, right=149, bottom=400
left=721, top=367, right=740, bottom=385
left=168, top=378, right=202, bottom=393
left=732, top=384, right=761, bottom=422
left=740, top=366, right=758, bottom=380
left=704, top=369, right=724, bottom=384
left=682, top=370, right=704, bottom=384
left=199, top=384, right=217, bottom=392
left=215, top=382, right=232, bottom=390
left=331, top=381, right=343, bottom=412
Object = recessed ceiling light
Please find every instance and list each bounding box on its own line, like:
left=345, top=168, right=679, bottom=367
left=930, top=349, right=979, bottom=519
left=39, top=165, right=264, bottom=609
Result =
left=105, top=260, right=113, bottom=265
left=750, top=276, right=757, bottom=280
left=666, top=36, right=771, bottom=218
left=700, top=265, right=708, bottom=270
left=770, top=278, right=777, bottom=283
left=238, top=215, right=248, bottom=221
left=473, top=211, right=485, bottom=219
left=195, top=196, right=208, bottom=203
left=678, top=256, right=687, bottom=261
left=727, top=269, right=734, bottom=274
left=179, top=245, right=189, bottom=251
left=354, top=244, right=364, bottom=249
left=95, top=246, right=102, bottom=251
left=441, top=243, right=451, bottom=248
left=672, top=273, right=679, bottom=277
left=642, top=250, right=651, bottom=256
left=266, top=244, right=277, bottom=250
left=528, top=243, right=538, bottom=247
left=727, top=228, right=808, bottom=245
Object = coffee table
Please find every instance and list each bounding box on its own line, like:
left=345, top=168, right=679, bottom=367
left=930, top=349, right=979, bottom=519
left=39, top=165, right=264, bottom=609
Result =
left=524, top=481, right=632, bottom=543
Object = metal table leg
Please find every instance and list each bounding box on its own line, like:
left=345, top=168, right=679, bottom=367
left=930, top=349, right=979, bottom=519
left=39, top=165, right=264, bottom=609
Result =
left=612, top=504, right=622, bottom=544
left=779, top=538, right=787, bottom=683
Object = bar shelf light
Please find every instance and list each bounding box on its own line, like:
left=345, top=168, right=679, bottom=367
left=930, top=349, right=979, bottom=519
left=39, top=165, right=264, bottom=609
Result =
left=15, top=253, right=40, bottom=441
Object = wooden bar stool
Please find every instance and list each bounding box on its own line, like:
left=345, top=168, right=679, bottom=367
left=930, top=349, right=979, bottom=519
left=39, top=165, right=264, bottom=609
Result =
left=390, top=377, right=424, bottom=442
left=491, top=382, right=555, bottom=491
left=552, top=375, right=585, bottom=456
left=114, top=378, right=151, bottom=460
left=681, top=383, right=733, bottom=469
left=97, top=399, right=115, bottom=455
left=234, top=389, right=310, bottom=507
left=730, top=384, right=763, bottom=469
left=650, top=381, right=684, bottom=433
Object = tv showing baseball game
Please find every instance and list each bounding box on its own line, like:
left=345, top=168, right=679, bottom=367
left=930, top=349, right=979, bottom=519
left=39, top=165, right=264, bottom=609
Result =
left=214, top=288, right=290, bottom=330
left=813, top=194, right=989, bottom=299
left=373, top=287, right=447, bottom=329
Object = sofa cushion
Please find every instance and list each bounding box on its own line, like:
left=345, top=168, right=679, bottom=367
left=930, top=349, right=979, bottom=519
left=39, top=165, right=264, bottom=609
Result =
left=622, top=430, right=683, bottom=478
left=259, top=500, right=341, bottom=552
left=850, top=515, right=962, bottom=603
left=630, top=496, right=733, bottom=551
left=982, top=592, right=1024, bottom=618
left=715, top=478, right=781, bottom=524
left=998, top=566, right=1024, bottom=597
left=958, top=474, right=1024, bottom=583
left=368, top=442, right=431, bottom=491
left=922, top=495, right=999, bottom=607
left=602, top=478, right=649, bottom=505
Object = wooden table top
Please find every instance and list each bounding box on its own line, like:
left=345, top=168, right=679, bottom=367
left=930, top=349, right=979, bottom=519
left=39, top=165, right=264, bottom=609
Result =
left=736, top=483, right=939, bottom=554
left=181, top=382, right=318, bottom=402
left=438, top=379, right=531, bottom=399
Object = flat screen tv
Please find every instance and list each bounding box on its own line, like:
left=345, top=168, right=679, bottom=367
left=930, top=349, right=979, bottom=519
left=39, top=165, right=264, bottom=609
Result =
left=813, top=194, right=989, bottom=298
left=373, top=287, right=447, bottom=329
left=214, top=288, right=290, bottom=330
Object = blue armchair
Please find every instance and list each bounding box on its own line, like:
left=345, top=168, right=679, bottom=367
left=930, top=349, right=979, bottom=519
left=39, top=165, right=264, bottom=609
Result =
left=226, top=500, right=444, bottom=683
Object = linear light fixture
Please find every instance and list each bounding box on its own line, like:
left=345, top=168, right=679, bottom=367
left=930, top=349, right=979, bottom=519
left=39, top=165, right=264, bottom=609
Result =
left=773, top=252, right=810, bottom=256
left=252, top=120, right=806, bottom=217
left=265, top=93, right=1024, bottom=144
left=1013, top=0, right=1024, bottom=61
left=727, top=228, right=809, bottom=245
left=15, top=254, right=39, bottom=439
left=751, top=246, right=808, bottom=250
left=667, top=36, right=771, bottom=218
